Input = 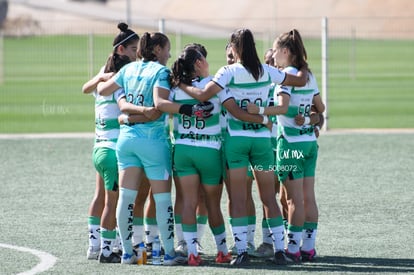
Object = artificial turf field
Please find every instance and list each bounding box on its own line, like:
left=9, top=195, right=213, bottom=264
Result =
left=0, top=132, right=413, bottom=274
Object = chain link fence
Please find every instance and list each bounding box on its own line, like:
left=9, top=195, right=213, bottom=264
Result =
left=1, top=15, right=413, bottom=129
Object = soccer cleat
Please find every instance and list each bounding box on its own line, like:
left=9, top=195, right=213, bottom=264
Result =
left=285, top=249, right=301, bottom=264
left=99, top=252, right=121, bottom=263
left=230, top=243, right=254, bottom=256
left=175, top=240, right=188, bottom=256
left=272, top=250, right=288, bottom=265
left=230, top=251, right=249, bottom=266
left=114, top=249, right=122, bottom=257
left=121, top=252, right=137, bottom=264
left=188, top=253, right=202, bottom=266
left=112, top=238, right=122, bottom=255
left=301, top=248, right=317, bottom=262
left=215, top=251, right=232, bottom=263
left=196, top=242, right=205, bottom=255
left=247, top=242, right=255, bottom=256
left=251, top=242, right=274, bottom=258
left=163, top=253, right=187, bottom=266
left=112, top=245, right=122, bottom=256
left=86, top=247, right=100, bottom=260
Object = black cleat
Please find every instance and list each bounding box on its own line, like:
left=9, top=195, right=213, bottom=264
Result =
left=230, top=251, right=250, bottom=266
left=301, top=249, right=317, bottom=262
left=99, top=252, right=121, bottom=263
left=273, top=250, right=288, bottom=265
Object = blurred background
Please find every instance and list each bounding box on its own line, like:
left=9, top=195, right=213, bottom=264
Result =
left=1, top=0, right=413, bottom=132
left=2, top=0, right=414, bottom=38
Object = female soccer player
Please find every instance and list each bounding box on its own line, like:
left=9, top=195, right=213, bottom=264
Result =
left=169, top=45, right=238, bottom=266
left=248, top=29, right=325, bottom=263
left=82, top=22, right=139, bottom=263
left=179, top=28, right=308, bottom=266
left=97, top=32, right=213, bottom=265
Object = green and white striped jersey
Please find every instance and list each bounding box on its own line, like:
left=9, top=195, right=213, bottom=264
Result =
left=93, top=88, right=124, bottom=150
left=277, top=66, right=319, bottom=143
left=213, top=63, right=286, bottom=138
left=171, top=76, right=228, bottom=150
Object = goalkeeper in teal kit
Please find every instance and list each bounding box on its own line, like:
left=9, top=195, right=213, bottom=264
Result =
left=97, top=32, right=213, bottom=265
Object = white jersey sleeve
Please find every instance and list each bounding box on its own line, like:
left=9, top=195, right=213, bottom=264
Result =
left=266, top=65, right=287, bottom=85
left=212, top=65, right=232, bottom=89
left=217, top=87, right=234, bottom=103
left=276, top=66, right=296, bottom=96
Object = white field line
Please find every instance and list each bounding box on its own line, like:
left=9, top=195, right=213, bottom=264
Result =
left=319, top=128, right=414, bottom=134
left=0, top=243, right=57, bottom=275
left=0, top=129, right=414, bottom=139
left=0, top=133, right=95, bottom=139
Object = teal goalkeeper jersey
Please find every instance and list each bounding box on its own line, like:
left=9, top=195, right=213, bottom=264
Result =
left=114, top=60, right=171, bottom=140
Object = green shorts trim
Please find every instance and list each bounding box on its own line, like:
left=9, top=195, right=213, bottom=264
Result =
left=93, top=147, right=118, bottom=191
left=173, top=144, right=223, bottom=185
left=276, top=137, right=318, bottom=183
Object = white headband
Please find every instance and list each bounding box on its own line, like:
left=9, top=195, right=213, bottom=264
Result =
left=113, top=33, right=138, bottom=49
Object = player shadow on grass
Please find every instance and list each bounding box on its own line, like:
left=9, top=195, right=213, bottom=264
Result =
left=198, top=255, right=414, bottom=273
left=301, top=256, right=414, bottom=273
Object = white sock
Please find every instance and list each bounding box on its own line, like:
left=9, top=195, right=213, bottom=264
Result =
left=132, top=224, right=144, bottom=246
left=197, top=222, right=207, bottom=243
left=301, top=228, right=317, bottom=252
left=247, top=223, right=256, bottom=246
left=175, top=215, right=184, bottom=243
left=88, top=223, right=101, bottom=250
left=231, top=225, right=248, bottom=254
left=100, top=228, right=116, bottom=257
left=270, top=224, right=285, bottom=252
left=214, top=231, right=228, bottom=254
left=144, top=224, right=159, bottom=244
left=116, top=187, right=137, bottom=255
left=287, top=229, right=302, bottom=254
left=153, top=192, right=175, bottom=256
left=183, top=231, right=198, bottom=256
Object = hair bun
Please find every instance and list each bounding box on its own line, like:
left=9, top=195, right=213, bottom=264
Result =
left=117, top=22, right=129, bottom=32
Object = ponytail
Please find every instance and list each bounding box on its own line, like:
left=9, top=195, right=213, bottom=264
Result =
left=170, top=48, right=203, bottom=87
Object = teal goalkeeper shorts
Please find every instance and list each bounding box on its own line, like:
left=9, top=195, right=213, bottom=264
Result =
left=116, top=135, right=171, bottom=181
